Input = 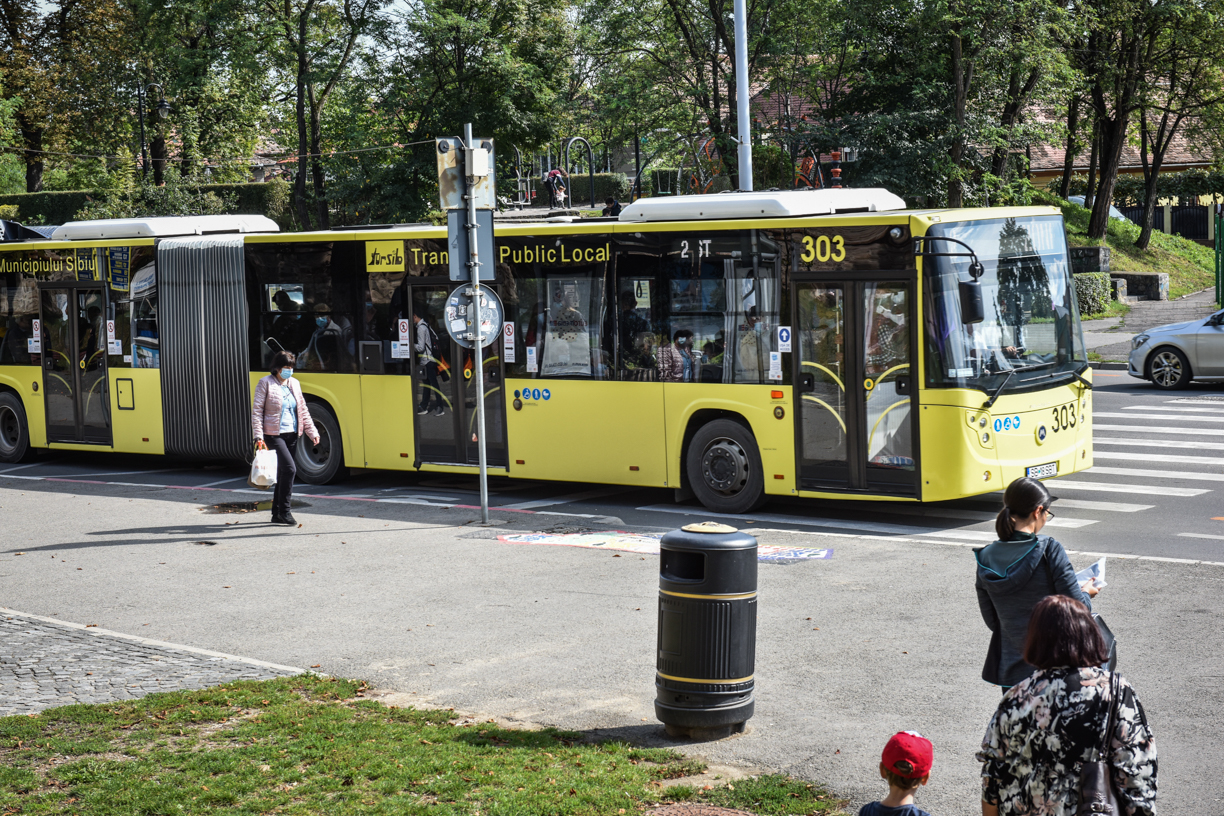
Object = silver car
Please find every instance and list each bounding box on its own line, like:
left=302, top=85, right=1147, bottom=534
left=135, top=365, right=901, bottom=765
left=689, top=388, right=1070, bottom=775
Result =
left=1128, top=309, right=1224, bottom=389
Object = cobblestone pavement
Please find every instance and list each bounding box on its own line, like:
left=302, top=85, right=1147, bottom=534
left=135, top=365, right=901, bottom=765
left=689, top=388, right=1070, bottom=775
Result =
left=0, top=611, right=300, bottom=716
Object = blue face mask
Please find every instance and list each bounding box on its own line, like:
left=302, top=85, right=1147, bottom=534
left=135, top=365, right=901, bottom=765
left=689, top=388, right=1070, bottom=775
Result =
left=280, top=368, right=293, bottom=380
left=315, top=316, right=328, bottom=329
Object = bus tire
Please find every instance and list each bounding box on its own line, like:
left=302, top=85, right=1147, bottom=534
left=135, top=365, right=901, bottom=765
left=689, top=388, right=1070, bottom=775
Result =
left=0, top=392, right=32, bottom=464
left=1147, top=346, right=1191, bottom=390
left=686, top=418, right=766, bottom=515
left=296, top=401, right=348, bottom=485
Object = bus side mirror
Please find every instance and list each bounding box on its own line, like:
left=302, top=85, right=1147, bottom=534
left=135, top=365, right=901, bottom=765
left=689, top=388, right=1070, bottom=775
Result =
left=960, top=279, right=984, bottom=324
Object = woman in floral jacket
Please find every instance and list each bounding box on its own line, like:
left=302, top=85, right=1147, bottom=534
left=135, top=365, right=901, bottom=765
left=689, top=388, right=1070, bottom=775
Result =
left=978, top=595, right=1157, bottom=816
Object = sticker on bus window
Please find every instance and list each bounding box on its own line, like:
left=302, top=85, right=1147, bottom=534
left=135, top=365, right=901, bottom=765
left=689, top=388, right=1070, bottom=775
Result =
left=768, top=351, right=782, bottom=381
left=633, top=280, right=651, bottom=308
left=526, top=346, right=538, bottom=373
left=503, top=322, right=516, bottom=363
left=108, top=340, right=122, bottom=355
left=398, top=319, right=411, bottom=343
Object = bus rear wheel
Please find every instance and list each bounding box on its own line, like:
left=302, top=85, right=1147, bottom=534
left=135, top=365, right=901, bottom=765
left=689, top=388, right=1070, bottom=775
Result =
left=296, top=402, right=348, bottom=485
left=0, top=392, right=32, bottom=464
left=686, top=419, right=766, bottom=515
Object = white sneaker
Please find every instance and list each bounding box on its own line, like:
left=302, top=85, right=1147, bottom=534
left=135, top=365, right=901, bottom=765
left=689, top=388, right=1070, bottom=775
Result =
left=433, top=408, right=445, bottom=416
left=416, top=408, right=429, bottom=415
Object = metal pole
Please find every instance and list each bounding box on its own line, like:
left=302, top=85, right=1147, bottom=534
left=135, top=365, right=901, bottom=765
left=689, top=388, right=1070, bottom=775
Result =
left=137, top=86, right=149, bottom=178
left=634, top=133, right=641, bottom=202
left=465, top=122, right=490, bottom=524
left=733, top=0, right=753, bottom=191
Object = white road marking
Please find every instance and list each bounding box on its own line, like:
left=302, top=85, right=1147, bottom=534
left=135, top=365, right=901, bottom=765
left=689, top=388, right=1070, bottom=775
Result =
left=0, top=462, right=45, bottom=474
left=503, top=486, right=636, bottom=510
left=1046, top=498, right=1153, bottom=512
left=1094, top=450, right=1224, bottom=466
left=635, top=504, right=1095, bottom=538
left=1094, top=412, right=1224, bottom=423
left=1048, top=479, right=1210, bottom=496
left=1094, top=423, right=1224, bottom=436
left=1126, top=405, right=1224, bottom=413
left=1169, top=398, right=1224, bottom=406
left=1094, top=437, right=1224, bottom=451
left=1089, top=465, right=1224, bottom=482
left=196, top=476, right=249, bottom=488
left=65, top=468, right=190, bottom=478
left=1177, top=533, right=1224, bottom=541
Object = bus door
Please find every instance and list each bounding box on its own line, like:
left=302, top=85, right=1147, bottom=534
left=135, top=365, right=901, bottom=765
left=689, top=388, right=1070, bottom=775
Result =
left=410, top=286, right=508, bottom=468
left=38, top=283, right=112, bottom=445
left=794, top=279, right=916, bottom=494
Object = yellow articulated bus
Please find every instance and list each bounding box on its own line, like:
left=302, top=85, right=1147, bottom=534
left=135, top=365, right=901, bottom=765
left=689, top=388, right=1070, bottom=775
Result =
left=0, top=190, right=1092, bottom=513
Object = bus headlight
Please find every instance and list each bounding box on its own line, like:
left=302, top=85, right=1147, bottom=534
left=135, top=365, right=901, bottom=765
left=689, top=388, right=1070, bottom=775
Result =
left=981, top=432, right=990, bottom=444
left=1132, top=333, right=1150, bottom=350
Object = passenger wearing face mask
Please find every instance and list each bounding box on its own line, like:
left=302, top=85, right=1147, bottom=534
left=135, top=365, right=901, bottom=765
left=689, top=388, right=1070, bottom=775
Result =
left=252, top=351, right=320, bottom=525
left=658, top=329, right=696, bottom=382
left=299, top=304, right=353, bottom=371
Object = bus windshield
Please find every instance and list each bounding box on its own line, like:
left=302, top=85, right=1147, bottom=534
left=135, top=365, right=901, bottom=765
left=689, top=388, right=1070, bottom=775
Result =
left=923, top=215, right=1086, bottom=393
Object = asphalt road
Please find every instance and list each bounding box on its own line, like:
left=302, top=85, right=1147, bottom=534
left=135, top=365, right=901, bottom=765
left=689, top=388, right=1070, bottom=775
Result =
left=1, top=372, right=1221, bottom=815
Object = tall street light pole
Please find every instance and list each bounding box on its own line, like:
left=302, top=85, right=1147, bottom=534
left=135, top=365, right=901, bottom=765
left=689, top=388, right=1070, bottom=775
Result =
left=733, top=0, right=753, bottom=191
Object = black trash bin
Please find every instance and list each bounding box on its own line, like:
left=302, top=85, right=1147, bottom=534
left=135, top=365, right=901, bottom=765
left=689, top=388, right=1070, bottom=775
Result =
left=655, top=521, right=757, bottom=738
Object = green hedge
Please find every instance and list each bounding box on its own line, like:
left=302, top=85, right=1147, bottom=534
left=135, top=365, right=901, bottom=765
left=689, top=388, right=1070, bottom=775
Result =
left=0, top=190, right=96, bottom=225
left=0, top=181, right=290, bottom=226
left=533, top=172, right=631, bottom=207
left=1074, top=272, right=1111, bottom=316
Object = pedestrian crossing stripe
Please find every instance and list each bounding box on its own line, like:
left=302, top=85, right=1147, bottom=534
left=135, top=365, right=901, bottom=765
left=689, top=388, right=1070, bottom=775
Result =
left=1049, top=479, right=1209, bottom=497
left=1094, top=437, right=1224, bottom=451
left=1094, top=423, right=1224, bottom=436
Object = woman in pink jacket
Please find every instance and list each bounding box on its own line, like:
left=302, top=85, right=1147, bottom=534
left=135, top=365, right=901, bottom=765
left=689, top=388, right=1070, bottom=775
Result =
left=252, top=351, right=320, bottom=525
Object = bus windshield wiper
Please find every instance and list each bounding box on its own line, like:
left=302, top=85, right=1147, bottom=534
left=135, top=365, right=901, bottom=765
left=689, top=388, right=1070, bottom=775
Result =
left=983, top=369, right=1016, bottom=408
left=1071, top=364, right=1094, bottom=390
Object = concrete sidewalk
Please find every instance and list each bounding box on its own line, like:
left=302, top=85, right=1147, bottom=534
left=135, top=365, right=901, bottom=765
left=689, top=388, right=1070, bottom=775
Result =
left=0, top=482, right=1219, bottom=815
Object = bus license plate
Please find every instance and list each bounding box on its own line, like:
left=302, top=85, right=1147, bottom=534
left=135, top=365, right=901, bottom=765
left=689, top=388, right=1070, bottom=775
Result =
left=1026, top=462, right=1058, bottom=479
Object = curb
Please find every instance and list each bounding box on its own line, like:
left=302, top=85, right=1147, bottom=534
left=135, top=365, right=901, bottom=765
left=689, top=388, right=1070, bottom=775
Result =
left=1089, top=361, right=1128, bottom=370
left=0, top=607, right=308, bottom=676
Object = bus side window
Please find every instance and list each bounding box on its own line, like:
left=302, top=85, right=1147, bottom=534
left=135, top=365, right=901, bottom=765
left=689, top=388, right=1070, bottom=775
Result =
left=502, top=236, right=613, bottom=380
left=0, top=275, right=39, bottom=365
left=614, top=259, right=662, bottom=381
left=246, top=243, right=360, bottom=374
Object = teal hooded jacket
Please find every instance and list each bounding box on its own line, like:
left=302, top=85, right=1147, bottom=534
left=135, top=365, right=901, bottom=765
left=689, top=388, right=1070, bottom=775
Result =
left=973, top=533, right=1092, bottom=686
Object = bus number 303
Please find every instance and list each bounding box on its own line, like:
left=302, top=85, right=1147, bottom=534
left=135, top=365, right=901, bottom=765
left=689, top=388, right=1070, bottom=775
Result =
left=800, top=234, right=847, bottom=263
left=1051, top=402, right=1077, bottom=432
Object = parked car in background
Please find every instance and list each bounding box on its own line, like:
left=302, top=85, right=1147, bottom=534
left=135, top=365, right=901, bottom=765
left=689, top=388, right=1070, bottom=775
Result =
left=1129, top=310, right=1224, bottom=388
left=1067, top=196, right=1130, bottom=222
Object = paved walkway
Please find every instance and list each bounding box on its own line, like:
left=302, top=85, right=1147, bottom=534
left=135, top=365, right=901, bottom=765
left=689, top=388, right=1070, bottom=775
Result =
left=1083, top=288, right=1217, bottom=361
left=0, top=610, right=299, bottom=716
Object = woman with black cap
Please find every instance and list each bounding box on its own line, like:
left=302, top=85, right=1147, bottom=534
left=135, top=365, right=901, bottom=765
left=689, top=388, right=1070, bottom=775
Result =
left=974, top=476, right=1098, bottom=689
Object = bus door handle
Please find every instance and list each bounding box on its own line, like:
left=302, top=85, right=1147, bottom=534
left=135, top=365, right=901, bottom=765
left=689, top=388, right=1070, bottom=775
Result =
left=799, top=373, right=815, bottom=393
left=488, top=368, right=500, bottom=383
left=895, top=375, right=911, bottom=396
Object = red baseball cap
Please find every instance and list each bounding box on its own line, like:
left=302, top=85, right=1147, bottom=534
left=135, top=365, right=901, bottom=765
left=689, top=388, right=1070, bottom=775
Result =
left=882, top=731, right=933, bottom=779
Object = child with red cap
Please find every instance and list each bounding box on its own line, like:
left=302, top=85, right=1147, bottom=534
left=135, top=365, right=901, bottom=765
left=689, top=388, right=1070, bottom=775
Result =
left=859, top=731, right=934, bottom=816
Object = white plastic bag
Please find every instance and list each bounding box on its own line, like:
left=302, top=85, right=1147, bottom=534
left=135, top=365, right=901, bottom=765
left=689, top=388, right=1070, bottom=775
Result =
left=248, top=449, right=278, bottom=489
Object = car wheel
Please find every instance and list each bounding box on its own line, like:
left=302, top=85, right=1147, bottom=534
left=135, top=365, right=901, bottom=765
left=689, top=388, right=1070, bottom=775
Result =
left=296, top=402, right=348, bottom=484
left=1147, top=347, right=1191, bottom=390
left=0, top=392, right=32, bottom=463
left=686, top=418, right=767, bottom=515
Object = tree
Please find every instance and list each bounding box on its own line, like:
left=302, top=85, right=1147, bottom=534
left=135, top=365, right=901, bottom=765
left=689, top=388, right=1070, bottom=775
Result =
left=322, top=0, right=572, bottom=224
left=263, top=0, right=385, bottom=230
left=1133, top=0, right=1224, bottom=248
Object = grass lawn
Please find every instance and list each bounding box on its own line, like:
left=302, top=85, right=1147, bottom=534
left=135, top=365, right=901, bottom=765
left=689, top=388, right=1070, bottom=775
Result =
left=0, top=675, right=847, bottom=815
left=1033, top=190, right=1217, bottom=301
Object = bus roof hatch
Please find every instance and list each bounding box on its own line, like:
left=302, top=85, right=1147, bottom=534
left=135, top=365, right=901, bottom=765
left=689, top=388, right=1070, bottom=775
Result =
left=50, top=214, right=280, bottom=241
left=618, top=188, right=906, bottom=222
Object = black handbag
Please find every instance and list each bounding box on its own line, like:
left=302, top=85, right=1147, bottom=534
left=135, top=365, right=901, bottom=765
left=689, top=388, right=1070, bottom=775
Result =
left=1077, top=672, right=1123, bottom=815
left=1094, top=613, right=1119, bottom=671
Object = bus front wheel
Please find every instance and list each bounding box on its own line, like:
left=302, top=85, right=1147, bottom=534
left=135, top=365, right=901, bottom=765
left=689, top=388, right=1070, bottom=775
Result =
left=0, top=392, right=32, bottom=464
left=686, top=419, right=766, bottom=515
left=296, top=402, right=348, bottom=485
